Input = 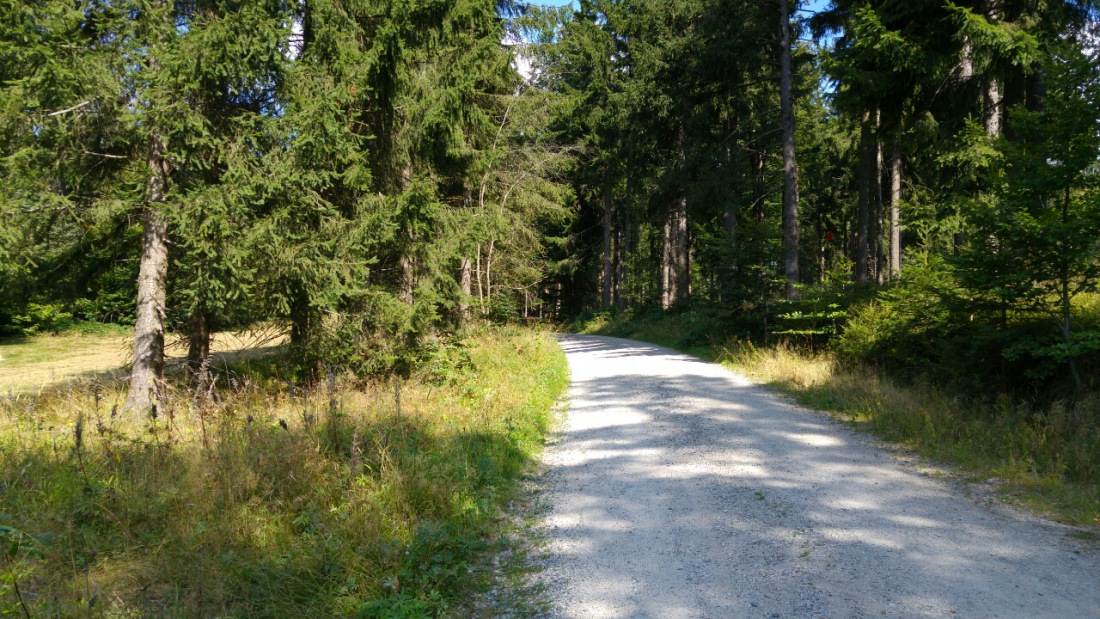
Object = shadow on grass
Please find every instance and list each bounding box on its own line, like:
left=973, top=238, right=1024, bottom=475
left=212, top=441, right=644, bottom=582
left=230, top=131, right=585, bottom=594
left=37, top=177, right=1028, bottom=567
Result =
left=1, top=387, right=532, bottom=617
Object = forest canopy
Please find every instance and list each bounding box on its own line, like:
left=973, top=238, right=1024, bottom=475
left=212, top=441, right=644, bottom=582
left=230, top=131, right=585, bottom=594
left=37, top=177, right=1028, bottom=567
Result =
left=1, top=0, right=1098, bottom=405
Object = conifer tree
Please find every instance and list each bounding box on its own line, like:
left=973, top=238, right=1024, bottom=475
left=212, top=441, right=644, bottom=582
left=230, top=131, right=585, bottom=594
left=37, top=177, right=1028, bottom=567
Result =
left=959, top=41, right=1100, bottom=390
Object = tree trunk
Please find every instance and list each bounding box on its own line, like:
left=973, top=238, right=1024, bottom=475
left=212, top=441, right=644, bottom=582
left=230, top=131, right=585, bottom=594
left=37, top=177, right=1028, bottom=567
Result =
left=751, top=148, right=766, bottom=221
left=602, top=166, right=613, bottom=308
left=612, top=225, right=621, bottom=307
left=301, top=0, right=314, bottom=59
left=778, top=0, right=800, bottom=299
left=621, top=179, right=633, bottom=308
left=475, top=244, right=484, bottom=311
left=983, top=2, right=1002, bottom=138
left=485, top=239, right=494, bottom=306
left=817, top=212, right=826, bottom=283
left=661, top=213, right=673, bottom=309
left=873, top=110, right=884, bottom=284
left=187, top=308, right=210, bottom=384
left=290, top=291, right=311, bottom=347
left=722, top=202, right=738, bottom=304
left=889, top=144, right=902, bottom=280
left=124, top=132, right=170, bottom=415
left=985, top=77, right=1002, bottom=138
left=399, top=167, right=416, bottom=305
left=856, top=110, right=872, bottom=283
left=459, top=257, right=471, bottom=322
left=674, top=196, right=690, bottom=303
left=721, top=142, right=738, bottom=303
left=960, top=36, right=973, bottom=81
left=672, top=130, right=691, bottom=304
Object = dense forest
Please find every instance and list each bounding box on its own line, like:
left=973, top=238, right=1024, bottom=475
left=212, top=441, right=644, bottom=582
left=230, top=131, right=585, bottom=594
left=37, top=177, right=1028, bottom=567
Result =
left=2, top=1, right=1099, bottom=615
left=2, top=0, right=1098, bottom=402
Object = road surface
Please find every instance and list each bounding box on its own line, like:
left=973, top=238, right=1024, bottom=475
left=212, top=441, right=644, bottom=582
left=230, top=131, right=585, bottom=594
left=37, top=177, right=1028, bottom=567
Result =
left=537, top=335, right=1099, bottom=618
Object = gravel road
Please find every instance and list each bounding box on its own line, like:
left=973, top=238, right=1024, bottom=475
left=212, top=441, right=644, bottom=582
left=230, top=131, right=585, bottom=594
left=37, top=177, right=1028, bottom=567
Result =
left=537, top=335, right=1099, bottom=618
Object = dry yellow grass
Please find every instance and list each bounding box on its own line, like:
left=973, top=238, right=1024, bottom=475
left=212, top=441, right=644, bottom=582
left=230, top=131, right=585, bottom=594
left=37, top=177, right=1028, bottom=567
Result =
left=720, top=340, right=1100, bottom=527
left=0, top=328, right=287, bottom=394
left=0, top=326, right=568, bottom=616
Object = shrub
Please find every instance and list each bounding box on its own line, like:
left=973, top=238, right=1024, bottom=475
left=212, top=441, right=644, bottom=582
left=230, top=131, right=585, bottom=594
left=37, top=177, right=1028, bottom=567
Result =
left=11, top=303, right=76, bottom=335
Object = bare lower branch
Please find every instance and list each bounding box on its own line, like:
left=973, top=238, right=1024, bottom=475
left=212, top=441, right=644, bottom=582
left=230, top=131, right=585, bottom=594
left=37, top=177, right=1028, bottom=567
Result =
left=48, top=100, right=92, bottom=116
left=83, top=150, right=128, bottom=160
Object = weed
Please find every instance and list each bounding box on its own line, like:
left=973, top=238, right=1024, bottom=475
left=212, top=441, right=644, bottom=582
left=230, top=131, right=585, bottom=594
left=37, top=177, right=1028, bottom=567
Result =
left=0, top=326, right=568, bottom=616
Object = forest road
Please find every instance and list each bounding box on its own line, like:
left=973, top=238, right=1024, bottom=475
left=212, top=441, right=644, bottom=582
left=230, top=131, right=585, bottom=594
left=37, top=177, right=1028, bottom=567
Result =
left=537, top=335, right=1100, bottom=619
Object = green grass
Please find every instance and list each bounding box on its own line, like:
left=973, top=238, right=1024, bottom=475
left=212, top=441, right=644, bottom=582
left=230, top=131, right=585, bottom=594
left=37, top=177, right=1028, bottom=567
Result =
left=0, top=325, right=568, bottom=617
left=577, top=308, right=1100, bottom=529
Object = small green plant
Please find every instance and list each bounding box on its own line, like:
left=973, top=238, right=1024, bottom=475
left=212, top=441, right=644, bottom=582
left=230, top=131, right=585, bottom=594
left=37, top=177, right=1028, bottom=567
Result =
left=11, top=303, right=75, bottom=335
left=1, top=516, right=53, bottom=618
left=771, top=286, right=855, bottom=351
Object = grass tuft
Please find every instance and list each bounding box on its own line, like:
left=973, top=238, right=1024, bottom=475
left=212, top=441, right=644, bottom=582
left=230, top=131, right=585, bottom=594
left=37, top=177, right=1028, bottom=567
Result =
left=0, top=326, right=567, bottom=617
left=720, top=341, right=1100, bottom=527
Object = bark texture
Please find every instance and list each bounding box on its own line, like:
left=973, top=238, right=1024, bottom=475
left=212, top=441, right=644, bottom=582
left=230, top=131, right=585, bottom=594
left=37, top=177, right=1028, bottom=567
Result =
left=673, top=196, right=690, bottom=303
left=124, top=132, right=170, bottom=415
left=983, top=2, right=1002, bottom=138
left=602, top=167, right=613, bottom=308
left=889, top=145, right=902, bottom=279
left=984, top=79, right=1002, bottom=137
left=873, top=113, right=884, bottom=283
left=778, top=0, right=800, bottom=298
left=459, top=257, right=472, bottom=321
left=661, top=214, right=673, bottom=309
left=399, top=167, right=416, bottom=305
left=856, top=111, right=872, bottom=283
left=187, top=308, right=211, bottom=381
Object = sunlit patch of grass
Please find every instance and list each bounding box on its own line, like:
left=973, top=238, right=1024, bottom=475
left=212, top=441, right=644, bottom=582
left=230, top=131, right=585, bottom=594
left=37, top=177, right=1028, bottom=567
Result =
left=0, top=326, right=568, bottom=617
left=0, top=328, right=289, bottom=395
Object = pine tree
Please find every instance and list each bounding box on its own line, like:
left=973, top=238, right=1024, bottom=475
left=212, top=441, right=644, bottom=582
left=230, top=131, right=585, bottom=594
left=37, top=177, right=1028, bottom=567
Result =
left=959, top=41, right=1100, bottom=390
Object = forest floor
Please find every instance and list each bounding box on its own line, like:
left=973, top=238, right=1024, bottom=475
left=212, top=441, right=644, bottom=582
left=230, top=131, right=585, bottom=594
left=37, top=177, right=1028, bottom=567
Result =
left=0, top=328, right=286, bottom=394
left=536, top=334, right=1100, bottom=618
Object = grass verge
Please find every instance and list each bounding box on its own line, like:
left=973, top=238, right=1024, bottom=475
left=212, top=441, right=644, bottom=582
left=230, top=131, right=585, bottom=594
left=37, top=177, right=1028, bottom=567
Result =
left=0, top=325, right=568, bottom=617
left=0, top=328, right=287, bottom=394
left=578, top=309, right=1100, bottom=529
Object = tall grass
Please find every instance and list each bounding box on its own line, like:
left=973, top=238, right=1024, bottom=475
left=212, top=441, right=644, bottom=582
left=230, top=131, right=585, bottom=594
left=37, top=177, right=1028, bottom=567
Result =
left=0, top=326, right=568, bottom=617
left=720, top=341, right=1100, bottom=526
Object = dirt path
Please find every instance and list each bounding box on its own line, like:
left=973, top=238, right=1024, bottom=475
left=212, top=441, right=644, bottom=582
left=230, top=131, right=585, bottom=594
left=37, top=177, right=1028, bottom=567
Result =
left=538, top=335, right=1099, bottom=618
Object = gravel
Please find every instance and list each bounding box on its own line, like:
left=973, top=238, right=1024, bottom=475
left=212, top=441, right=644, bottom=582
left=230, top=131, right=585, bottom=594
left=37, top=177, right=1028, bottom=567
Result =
left=535, top=335, right=1099, bottom=618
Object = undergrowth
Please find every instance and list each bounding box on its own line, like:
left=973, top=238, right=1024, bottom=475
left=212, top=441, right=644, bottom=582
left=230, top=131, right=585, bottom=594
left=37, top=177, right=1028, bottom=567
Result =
left=0, top=326, right=568, bottom=617
left=576, top=308, right=1100, bottom=528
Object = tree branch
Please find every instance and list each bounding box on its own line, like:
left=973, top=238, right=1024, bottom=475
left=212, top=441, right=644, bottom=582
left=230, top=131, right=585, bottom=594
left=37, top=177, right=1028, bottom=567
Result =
left=83, top=150, right=128, bottom=160
left=48, top=100, right=92, bottom=116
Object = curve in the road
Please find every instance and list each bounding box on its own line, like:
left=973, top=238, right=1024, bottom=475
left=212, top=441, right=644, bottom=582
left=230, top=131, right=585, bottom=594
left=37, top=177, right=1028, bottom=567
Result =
left=539, top=335, right=1099, bottom=619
